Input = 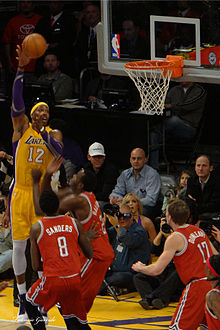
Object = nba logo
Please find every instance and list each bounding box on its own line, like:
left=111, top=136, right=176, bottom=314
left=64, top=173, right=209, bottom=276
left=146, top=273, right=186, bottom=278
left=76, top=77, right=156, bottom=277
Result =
left=111, top=34, right=120, bottom=59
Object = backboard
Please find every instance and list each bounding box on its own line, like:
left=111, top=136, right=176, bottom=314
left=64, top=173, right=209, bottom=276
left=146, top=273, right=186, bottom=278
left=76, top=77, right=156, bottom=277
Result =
left=97, top=0, right=220, bottom=84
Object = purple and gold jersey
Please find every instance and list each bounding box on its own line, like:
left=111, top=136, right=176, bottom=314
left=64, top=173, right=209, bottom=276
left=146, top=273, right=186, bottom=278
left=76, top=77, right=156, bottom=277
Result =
left=13, top=124, right=53, bottom=188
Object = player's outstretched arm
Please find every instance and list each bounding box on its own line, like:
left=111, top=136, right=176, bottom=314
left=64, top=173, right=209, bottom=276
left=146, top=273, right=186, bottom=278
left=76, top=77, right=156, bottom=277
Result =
left=41, top=129, right=63, bottom=157
left=132, top=233, right=180, bottom=276
left=11, top=45, right=31, bottom=142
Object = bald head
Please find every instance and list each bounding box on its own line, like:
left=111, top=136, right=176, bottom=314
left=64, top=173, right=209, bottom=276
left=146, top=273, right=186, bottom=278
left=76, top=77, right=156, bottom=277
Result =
left=130, top=148, right=147, bottom=172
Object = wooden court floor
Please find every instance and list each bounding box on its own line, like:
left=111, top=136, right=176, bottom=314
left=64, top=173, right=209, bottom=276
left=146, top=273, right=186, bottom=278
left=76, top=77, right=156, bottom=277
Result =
left=0, top=280, right=177, bottom=329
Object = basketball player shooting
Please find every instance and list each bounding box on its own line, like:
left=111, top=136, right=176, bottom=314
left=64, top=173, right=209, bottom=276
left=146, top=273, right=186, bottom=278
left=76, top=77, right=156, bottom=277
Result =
left=4, top=44, right=63, bottom=323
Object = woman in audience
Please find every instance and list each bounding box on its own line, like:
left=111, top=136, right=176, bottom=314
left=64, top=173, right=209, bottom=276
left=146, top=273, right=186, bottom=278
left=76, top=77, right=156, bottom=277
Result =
left=162, top=169, right=192, bottom=214
left=122, top=193, right=156, bottom=241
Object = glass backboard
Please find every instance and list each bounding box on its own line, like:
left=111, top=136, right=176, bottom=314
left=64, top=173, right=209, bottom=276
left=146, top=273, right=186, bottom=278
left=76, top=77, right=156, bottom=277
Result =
left=97, top=0, right=220, bottom=84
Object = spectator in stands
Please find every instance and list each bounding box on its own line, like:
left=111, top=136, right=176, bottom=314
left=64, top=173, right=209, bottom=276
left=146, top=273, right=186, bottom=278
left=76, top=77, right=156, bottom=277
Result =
left=134, top=217, right=184, bottom=310
left=84, top=142, right=119, bottom=210
left=161, top=169, right=192, bottom=213
left=122, top=193, right=156, bottom=242
left=38, top=52, right=73, bottom=102
left=0, top=204, right=13, bottom=276
left=186, top=154, right=220, bottom=216
left=0, top=149, right=13, bottom=187
left=74, top=2, right=100, bottom=73
left=110, top=148, right=161, bottom=219
left=99, top=203, right=151, bottom=295
left=2, top=0, right=42, bottom=92
left=150, top=82, right=207, bottom=170
left=34, top=0, right=76, bottom=77
left=120, top=18, right=149, bottom=59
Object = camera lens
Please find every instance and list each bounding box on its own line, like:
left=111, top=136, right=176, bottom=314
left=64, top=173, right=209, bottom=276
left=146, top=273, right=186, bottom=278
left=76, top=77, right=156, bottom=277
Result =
left=103, top=203, right=119, bottom=216
left=161, top=223, right=172, bottom=234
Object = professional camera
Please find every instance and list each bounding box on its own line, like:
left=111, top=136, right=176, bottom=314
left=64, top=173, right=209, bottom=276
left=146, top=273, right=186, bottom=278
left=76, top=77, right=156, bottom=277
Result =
left=103, top=203, right=119, bottom=217
left=161, top=219, right=172, bottom=234
left=199, top=216, right=220, bottom=236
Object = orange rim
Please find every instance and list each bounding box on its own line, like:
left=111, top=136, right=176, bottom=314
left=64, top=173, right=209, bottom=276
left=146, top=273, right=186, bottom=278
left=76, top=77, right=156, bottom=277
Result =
left=124, top=60, right=174, bottom=70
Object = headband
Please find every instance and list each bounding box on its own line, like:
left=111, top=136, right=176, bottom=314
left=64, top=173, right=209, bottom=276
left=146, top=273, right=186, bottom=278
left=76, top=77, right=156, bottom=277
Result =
left=30, top=102, right=49, bottom=116
left=206, top=257, right=220, bottom=277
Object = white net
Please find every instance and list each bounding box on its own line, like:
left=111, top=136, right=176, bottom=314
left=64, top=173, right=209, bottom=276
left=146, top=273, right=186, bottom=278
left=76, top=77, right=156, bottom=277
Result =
left=125, top=61, right=174, bottom=115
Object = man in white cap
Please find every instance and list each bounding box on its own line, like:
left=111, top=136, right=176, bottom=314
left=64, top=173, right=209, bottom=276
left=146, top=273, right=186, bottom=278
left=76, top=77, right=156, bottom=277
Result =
left=3, top=44, right=62, bottom=323
left=84, top=142, right=119, bottom=210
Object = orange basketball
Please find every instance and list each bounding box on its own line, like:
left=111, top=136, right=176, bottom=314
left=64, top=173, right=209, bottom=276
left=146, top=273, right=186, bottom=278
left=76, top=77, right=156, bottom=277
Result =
left=22, top=33, right=47, bottom=59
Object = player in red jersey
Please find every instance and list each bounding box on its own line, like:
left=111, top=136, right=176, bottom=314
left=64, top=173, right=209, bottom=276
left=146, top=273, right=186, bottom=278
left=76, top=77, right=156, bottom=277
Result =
left=25, top=189, right=93, bottom=329
left=32, top=156, right=114, bottom=313
left=132, top=198, right=218, bottom=330
left=205, top=254, right=220, bottom=330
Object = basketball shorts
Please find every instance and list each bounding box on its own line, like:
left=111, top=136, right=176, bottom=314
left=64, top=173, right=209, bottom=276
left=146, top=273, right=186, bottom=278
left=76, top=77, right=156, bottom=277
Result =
left=81, top=257, right=113, bottom=313
left=10, top=186, right=41, bottom=240
left=169, top=278, right=211, bottom=330
left=26, top=274, right=88, bottom=324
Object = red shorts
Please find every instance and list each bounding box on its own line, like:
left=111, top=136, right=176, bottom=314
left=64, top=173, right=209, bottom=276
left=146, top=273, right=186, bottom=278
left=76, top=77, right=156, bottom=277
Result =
left=26, top=274, right=87, bottom=324
left=81, top=257, right=113, bottom=313
left=170, top=278, right=211, bottom=330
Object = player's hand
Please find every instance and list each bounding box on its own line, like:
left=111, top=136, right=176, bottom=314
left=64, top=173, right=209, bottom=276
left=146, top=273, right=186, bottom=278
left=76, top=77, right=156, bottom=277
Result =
left=86, top=221, right=100, bottom=241
left=32, top=169, right=42, bottom=183
left=47, top=156, right=64, bottom=175
left=211, top=225, right=220, bottom=243
left=16, top=45, right=31, bottom=68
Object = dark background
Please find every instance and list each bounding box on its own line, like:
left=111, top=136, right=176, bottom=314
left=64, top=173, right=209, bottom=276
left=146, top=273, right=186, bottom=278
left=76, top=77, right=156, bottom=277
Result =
left=1, top=81, right=220, bottom=170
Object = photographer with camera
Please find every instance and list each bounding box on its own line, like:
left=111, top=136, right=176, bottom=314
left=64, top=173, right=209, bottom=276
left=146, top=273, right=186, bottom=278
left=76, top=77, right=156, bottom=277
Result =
left=134, top=216, right=185, bottom=310
left=99, top=203, right=151, bottom=296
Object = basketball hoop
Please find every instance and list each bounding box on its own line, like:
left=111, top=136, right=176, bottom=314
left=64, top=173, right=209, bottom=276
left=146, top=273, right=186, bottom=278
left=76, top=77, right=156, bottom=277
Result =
left=124, top=55, right=183, bottom=115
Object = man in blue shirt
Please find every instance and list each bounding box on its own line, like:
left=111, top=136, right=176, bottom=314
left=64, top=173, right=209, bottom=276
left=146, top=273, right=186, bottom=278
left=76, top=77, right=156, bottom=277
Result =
left=109, top=148, right=161, bottom=219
